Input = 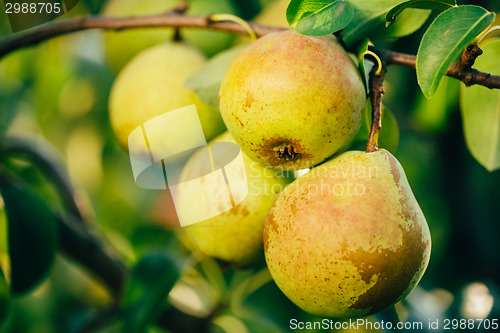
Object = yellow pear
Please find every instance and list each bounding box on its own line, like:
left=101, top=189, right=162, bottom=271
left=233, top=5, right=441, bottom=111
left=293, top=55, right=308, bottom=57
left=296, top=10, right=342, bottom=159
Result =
left=219, top=31, right=366, bottom=170
left=102, top=0, right=238, bottom=71
left=264, top=149, right=431, bottom=317
left=179, top=132, right=292, bottom=266
left=109, top=42, right=225, bottom=150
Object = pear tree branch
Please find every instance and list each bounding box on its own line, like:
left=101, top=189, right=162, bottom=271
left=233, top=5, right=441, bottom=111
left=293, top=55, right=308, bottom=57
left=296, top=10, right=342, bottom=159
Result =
left=364, top=42, right=492, bottom=152
left=0, top=9, right=282, bottom=59
left=372, top=44, right=500, bottom=89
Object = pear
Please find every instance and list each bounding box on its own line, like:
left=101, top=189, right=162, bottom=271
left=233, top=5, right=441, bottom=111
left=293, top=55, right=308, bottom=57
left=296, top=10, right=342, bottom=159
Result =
left=179, top=132, right=293, bottom=266
left=102, top=0, right=238, bottom=71
left=264, top=149, right=431, bottom=317
left=109, top=42, right=225, bottom=150
left=219, top=30, right=366, bottom=170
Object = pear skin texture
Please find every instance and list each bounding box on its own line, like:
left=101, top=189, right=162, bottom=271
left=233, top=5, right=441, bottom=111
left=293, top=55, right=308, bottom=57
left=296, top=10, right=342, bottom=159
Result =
left=180, top=132, right=292, bottom=266
left=109, top=42, right=225, bottom=150
left=264, top=150, right=431, bottom=317
left=219, top=31, right=366, bottom=170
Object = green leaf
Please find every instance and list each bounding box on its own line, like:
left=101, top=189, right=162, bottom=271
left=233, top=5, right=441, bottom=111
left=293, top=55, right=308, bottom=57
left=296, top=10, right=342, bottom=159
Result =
left=0, top=173, right=57, bottom=296
left=212, top=314, right=249, bottom=333
left=354, top=102, right=400, bottom=153
left=343, top=0, right=430, bottom=46
left=185, top=44, right=247, bottom=110
left=0, top=109, right=16, bottom=137
left=460, top=38, right=500, bottom=171
left=386, top=0, right=456, bottom=26
left=0, top=268, right=9, bottom=326
left=0, top=207, right=7, bottom=254
left=380, top=8, right=430, bottom=38
left=286, top=0, right=354, bottom=36
left=213, top=308, right=283, bottom=333
left=123, top=253, right=183, bottom=333
left=417, top=5, right=495, bottom=98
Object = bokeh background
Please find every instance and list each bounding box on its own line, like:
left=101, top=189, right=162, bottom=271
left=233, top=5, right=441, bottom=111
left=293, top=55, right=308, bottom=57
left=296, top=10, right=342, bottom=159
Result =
left=0, top=0, right=499, bottom=332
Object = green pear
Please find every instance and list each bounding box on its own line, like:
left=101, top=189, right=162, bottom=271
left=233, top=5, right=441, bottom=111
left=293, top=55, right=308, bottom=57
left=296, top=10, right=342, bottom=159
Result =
left=102, top=0, right=239, bottom=71
left=219, top=31, right=366, bottom=170
left=179, top=132, right=292, bottom=266
left=264, top=149, right=431, bottom=317
left=109, top=41, right=225, bottom=150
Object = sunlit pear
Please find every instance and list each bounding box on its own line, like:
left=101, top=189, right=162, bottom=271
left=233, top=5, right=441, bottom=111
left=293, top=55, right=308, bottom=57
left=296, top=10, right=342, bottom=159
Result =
left=179, top=132, right=293, bottom=266
left=219, top=30, right=366, bottom=170
left=264, top=149, right=431, bottom=317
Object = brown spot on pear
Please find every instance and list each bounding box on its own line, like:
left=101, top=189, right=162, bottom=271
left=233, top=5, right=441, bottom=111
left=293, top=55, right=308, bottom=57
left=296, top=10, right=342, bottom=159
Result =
left=219, top=30, right=366, bottom=170
left=264, top=149, right=431, bottom=317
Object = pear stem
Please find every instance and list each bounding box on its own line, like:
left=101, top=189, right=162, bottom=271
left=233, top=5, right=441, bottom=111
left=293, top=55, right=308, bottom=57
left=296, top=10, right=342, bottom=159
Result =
left=209, top=14, right=258, bottom=41
left=169, top=2, right=189, bottom=42
left=366, top=57, right=387, bottom=153
left=173, top=27, right=183, bottom=42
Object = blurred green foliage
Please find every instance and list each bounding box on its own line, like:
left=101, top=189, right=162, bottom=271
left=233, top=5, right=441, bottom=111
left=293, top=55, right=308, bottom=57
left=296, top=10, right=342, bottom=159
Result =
left=0, top=173, right=57, bottom=296
left=0, top=0, right=499, bottom=332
